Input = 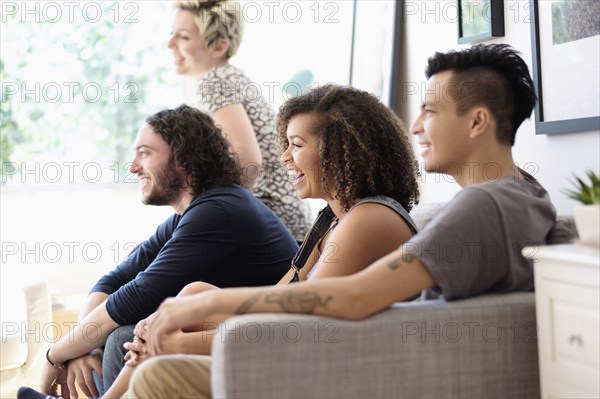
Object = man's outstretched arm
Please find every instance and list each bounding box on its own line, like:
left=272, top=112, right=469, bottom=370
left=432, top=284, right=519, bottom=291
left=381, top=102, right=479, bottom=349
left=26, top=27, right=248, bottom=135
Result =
left=146, top=246, right=435, bottom=355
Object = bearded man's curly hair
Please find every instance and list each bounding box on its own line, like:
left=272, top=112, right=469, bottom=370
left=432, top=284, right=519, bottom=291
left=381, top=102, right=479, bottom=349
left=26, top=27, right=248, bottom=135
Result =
left=146, top=105, right=241, bottom=196
left=277, top=84, right=420, bottom=212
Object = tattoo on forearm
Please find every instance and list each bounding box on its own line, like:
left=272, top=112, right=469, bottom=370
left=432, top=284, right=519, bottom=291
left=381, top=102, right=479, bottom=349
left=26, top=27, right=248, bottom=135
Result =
left=388, top=258, right=402, bottom=270
left=265, top=291, right=333, bottom=314
left=235, top=293, right=262, bottom=314
left=388, top=253, right=415, bottom=270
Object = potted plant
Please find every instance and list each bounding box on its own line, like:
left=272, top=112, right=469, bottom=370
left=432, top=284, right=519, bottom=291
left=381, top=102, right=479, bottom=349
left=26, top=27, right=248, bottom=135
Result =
left=564, top=170, right=600, bottom=246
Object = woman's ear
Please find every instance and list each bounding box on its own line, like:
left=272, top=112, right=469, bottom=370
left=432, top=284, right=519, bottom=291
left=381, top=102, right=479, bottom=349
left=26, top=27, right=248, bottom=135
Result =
left=468, top=106, right=491, bottom=139
left=210, top=38, right=230, bottom=59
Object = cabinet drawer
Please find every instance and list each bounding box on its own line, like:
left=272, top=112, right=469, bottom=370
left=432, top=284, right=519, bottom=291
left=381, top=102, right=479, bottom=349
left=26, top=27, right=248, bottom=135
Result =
left=528, top=244, right=600, bottom=399
left=536, top=279, right=600, bottom=397
left=553, top=300, right=599, bottom=367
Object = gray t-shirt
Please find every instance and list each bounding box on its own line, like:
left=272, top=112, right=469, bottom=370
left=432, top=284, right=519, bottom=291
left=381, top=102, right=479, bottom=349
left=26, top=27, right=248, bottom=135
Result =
left=408, top=169, right=556, bottom=300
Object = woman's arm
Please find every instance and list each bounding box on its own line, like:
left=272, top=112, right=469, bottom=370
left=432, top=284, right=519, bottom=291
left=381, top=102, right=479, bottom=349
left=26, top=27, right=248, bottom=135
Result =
left=212, top=104, right=262, bottom=190
left=102, top=365, right=135, bottom=399
left=309, top=202, right=414, bottom=279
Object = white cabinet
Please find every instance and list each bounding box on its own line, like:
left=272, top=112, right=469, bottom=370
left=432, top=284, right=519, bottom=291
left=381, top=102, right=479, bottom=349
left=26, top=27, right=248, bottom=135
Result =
left=525, top=244, right=600, bottom=398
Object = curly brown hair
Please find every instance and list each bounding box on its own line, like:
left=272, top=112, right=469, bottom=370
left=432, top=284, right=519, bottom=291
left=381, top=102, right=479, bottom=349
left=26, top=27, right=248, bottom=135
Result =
left=146, top=105, right=241, bottom=196
left=277, top=84, right=420, bottom=212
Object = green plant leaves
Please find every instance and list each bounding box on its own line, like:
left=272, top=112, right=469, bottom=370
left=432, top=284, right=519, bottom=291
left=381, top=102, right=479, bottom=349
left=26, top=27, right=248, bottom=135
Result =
left=563, top=170, right=600, bottom=205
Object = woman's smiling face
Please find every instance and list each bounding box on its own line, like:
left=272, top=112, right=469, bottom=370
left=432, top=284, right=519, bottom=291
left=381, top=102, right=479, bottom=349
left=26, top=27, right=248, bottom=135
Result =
left=280, top=113, right=328, bottom=200
left=167, top=9, right=215, bottom=78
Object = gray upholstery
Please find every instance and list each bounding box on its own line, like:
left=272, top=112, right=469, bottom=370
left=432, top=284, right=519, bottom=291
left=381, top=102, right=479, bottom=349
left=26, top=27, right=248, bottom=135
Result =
left=406, top=202, right=444, bottom=232
left=546, top=215, right=578, bottom=244
left=210, top=204, right=576, bottom=399
left=212, top=293, right=540, bottom=399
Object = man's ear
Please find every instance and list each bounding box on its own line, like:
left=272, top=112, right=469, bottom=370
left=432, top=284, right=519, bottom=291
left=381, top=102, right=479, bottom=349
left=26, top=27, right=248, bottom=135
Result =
left=468, top=106, right=492, bottom=139
left=210, top=38, right=230, bottom=59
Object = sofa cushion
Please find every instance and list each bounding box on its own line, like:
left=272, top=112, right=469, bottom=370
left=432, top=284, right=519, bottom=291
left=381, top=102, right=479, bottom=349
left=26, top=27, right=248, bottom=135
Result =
left=212, top=292, right=540, bottom=399
left=547, top=216, right=578, bottom=244
left=409, top=203, right=444, bottom=231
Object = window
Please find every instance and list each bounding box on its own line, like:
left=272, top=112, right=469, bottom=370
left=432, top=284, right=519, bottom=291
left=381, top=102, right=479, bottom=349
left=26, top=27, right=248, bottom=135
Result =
left=1, top=1, right=180, bottom=292
left=0, top=1, right=357, bottom=293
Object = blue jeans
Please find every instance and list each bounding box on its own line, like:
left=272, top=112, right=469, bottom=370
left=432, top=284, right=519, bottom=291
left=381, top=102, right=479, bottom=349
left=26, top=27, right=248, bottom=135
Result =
left=93, top=324, right=136, bottom=396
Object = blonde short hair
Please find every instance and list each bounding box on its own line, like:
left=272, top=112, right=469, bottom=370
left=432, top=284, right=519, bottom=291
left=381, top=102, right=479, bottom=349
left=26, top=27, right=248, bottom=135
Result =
left=174, top=0, right=244, bottom=59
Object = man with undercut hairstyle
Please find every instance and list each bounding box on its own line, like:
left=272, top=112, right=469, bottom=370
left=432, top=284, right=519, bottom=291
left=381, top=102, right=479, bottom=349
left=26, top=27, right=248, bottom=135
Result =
left=125, top=44, right=556, bottom=399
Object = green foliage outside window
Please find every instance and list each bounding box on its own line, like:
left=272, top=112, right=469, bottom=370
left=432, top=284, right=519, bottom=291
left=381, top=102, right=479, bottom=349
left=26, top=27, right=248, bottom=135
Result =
left=1, top=2, right=175, bottom=182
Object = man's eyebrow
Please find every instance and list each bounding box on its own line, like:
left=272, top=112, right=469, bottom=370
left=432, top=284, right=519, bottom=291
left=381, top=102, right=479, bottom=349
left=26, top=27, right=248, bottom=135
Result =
left=134, top=144, right=153, bottom=151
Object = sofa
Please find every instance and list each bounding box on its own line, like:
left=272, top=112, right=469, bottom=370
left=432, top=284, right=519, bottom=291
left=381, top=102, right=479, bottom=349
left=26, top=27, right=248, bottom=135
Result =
left=0, top=279, right=52, bottom=399
left=210, top=204, right=577, bottom=399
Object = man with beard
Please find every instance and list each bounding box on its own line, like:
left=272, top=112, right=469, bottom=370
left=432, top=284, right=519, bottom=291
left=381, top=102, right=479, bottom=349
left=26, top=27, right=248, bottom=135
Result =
left=34, top=105, right=298, bottom=399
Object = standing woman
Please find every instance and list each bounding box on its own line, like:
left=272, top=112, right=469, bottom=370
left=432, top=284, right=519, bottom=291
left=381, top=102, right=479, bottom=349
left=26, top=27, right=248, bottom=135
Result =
left=168, top=0, right=311, bottom=241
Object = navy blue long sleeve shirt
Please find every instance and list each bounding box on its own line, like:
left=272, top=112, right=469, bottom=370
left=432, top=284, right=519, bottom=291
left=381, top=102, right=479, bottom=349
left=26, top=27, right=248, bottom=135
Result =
left=91, top=185, right=298, bottom=325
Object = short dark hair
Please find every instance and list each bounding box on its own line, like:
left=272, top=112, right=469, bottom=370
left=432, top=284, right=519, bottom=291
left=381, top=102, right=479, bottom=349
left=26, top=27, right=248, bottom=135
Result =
left=146, top=105, right=241, bottom=196
left=425, top=44, right=536, bottom=146
left=277, top=84, right=420, bottom=212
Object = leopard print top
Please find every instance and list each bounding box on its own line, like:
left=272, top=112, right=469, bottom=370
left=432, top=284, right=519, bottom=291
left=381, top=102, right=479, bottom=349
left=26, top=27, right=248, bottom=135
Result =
left=197, top=63, right=311, bottom=241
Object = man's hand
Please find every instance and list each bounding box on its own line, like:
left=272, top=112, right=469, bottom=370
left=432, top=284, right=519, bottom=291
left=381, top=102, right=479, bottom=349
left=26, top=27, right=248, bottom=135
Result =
left=66, top=351, right=102, bottom=399
left=145, top=327, right=186, bottom=357
left=40, top=360, right=69, bottom=399
left=146, top=295, right=205, bottom=355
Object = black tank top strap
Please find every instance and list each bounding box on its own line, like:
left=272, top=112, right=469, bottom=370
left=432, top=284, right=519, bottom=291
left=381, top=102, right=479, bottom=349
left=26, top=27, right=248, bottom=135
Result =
left=348, top=195, right=418, bottom=234
left=288, top=205, right=336, bottom=283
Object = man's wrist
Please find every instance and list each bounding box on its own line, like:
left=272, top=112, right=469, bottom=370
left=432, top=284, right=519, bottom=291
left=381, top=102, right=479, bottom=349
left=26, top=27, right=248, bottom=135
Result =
left=46, top=347, right=67, bottom=369
left=89, top=347, right=103, bottom=358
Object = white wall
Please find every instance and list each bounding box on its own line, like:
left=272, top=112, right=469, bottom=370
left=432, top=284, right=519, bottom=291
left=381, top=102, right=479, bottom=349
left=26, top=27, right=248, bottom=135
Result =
left=399, top=0, right=599, bottom=215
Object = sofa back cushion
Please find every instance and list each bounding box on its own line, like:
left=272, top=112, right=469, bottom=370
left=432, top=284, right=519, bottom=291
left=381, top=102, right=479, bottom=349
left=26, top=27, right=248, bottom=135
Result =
left=408, top=203, right=444, bottom=232
left=546, top=216, right=578, bottom=244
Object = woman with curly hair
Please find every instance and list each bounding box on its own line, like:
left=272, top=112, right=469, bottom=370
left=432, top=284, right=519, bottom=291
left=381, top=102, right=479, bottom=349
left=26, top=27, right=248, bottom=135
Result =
left=65, top=85, right=420, bottom=399
left=275, top=83, right=420, bottom=282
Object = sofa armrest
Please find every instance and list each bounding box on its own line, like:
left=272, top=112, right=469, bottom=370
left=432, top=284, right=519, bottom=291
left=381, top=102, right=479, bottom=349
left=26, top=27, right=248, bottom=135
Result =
left=1, top=280, right=52, bottom=397
left=23, top=281, right=52, bottom=373
left=211, top=292, right=540, bottom=399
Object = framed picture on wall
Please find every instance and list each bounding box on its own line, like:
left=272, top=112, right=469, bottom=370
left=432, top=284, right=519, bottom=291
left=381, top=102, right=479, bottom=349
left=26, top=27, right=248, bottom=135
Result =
left=530, top=0, right=600, bottom=134
left=458, top=0, right=504, bottom=44
left=350, top=0, right=402, bottom=109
